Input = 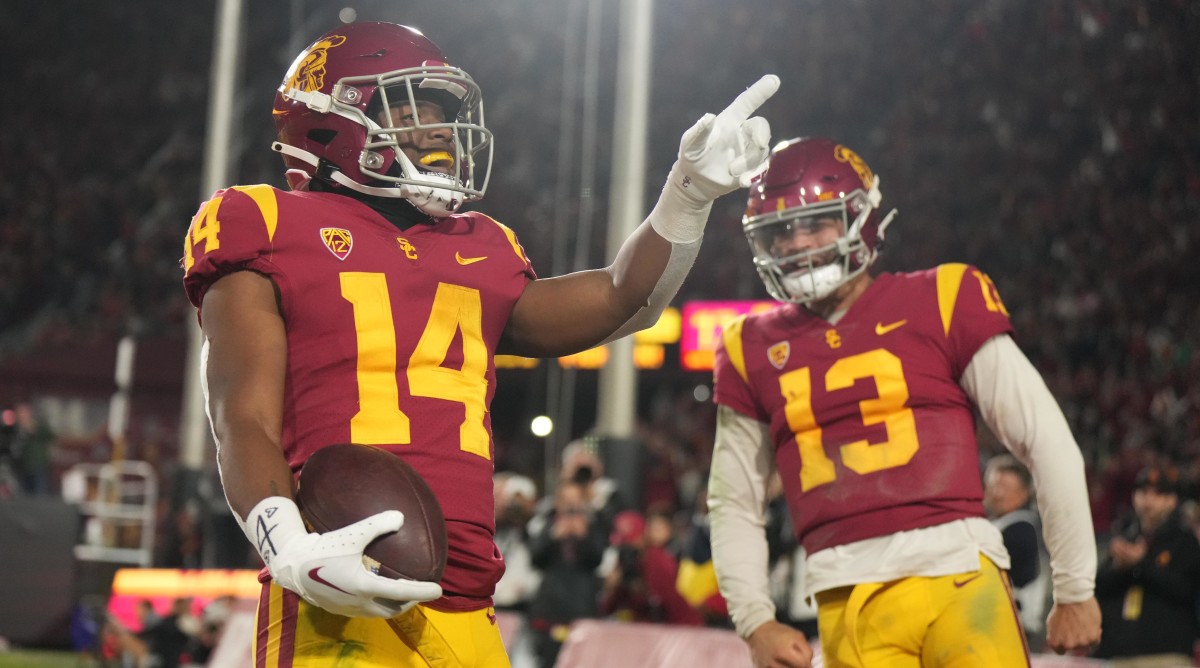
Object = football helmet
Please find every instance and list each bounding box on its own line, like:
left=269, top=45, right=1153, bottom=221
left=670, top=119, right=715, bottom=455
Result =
left=272, top=22, right=492, bottom=217
left=742, top=137, right=897, bottom=304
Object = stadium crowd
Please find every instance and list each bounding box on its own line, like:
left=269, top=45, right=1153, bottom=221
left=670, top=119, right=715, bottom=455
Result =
left=2, top=0, right=1199, bottom=662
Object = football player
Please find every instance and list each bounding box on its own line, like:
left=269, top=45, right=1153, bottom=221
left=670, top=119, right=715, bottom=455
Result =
left=707, top=137, right=1102, bottom=667
left=182, top=21, right=778, bottom=667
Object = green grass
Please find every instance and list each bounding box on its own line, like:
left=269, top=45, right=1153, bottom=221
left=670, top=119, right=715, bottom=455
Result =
left=0, top=649, right=79, bottom=667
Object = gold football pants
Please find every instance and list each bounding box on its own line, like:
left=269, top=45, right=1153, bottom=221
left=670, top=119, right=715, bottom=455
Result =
left=254, top=581, right=510, bottom=668
left=815, top=554, right=1029, bottom=667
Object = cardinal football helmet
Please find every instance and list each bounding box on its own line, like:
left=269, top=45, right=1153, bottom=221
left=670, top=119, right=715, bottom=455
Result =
left=272, top=22, right=492, bottom=217
left=742, top=137, right=897, bottom=304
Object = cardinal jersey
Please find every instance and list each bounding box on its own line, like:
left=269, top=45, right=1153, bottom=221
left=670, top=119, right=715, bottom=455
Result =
left=713, top=265, right=1014, bottom=554
left=182, top=185, right=536, bottom=610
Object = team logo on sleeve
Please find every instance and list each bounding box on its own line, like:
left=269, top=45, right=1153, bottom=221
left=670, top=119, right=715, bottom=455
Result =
left=767, top=342, right=790, bottom=369
left=320, top=227, right=353, bottom=260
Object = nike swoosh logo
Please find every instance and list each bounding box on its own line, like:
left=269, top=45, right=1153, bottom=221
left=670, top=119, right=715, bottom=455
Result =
left=953, top=573, right=983, bottom=589
left=875, top=319, right=908, bottom=335
left=456, top=252, right=487, bottom=265
left=308, top=567, right=353, bottom=595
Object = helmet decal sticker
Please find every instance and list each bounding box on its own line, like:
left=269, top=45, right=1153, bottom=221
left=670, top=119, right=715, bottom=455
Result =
left=834, top=144, right=874, bottom=190
left=286, top=34, right=347, bottom=96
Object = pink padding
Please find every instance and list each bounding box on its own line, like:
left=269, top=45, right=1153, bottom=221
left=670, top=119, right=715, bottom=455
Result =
left=555, top=620, right=757, bottom=667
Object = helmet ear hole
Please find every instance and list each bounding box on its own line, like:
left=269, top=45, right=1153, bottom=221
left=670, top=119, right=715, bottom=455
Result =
left=307, top=129, right=337, bottom=145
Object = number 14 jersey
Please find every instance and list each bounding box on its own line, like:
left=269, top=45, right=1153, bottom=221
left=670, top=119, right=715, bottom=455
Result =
left=183, top=185, right=536, bottom=610
left=713, top=265, right=1013, bottom=554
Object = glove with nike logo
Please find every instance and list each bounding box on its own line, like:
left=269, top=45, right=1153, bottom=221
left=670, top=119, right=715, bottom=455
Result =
left=650, top=74, right=780, bottom=244
left=238, top=496, right=443, bottom=618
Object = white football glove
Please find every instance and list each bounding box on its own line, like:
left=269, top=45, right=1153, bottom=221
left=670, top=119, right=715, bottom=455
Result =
left=238, top=496, right=443, bottom=618
left=651, top=74, right=780, bottom=244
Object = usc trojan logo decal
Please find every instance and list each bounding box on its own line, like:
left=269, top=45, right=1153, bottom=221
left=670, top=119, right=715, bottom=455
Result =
left=834, top=144, right=874, bottom=190
left=284, top=34, right=347, bottom=96
left=320, top=227, right=353, bottom=260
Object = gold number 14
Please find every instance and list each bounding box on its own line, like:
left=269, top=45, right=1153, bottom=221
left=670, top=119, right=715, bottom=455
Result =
left=340, top=272, right=491, bottom=459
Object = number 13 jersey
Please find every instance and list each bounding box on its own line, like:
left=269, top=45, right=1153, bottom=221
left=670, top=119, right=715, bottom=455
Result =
left=183, top=185, right=536, bottom=610
left=713, top=265, right=1013, bottom=554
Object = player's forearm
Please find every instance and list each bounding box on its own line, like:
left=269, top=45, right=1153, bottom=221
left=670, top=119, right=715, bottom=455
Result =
left=214, top=422, right=295, bottom=519
left=206, top=357, right=292, bottom=518
left=200, top=270, right=292, bottom=519
left=961, top=335, right=1097, bottom=603
left=598, top=219, right=702, bottom=344
left=709, top=406, right=778, bottom=638
left=500, top=224, right=697, bottom=356
left=710, top=505, right=776, bottom=638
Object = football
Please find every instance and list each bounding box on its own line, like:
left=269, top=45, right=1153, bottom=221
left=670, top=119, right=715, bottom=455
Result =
left=297, top=443, right=448, bottom=583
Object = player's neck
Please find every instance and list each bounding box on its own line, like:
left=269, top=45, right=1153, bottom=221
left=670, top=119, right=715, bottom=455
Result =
left=310, top=177, right=433, bottom=230
left=805, top=273, right=873, bottom=322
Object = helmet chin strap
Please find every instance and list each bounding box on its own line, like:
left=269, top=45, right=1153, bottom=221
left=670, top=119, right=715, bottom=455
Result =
left=272, top=141, right=463, bottom=217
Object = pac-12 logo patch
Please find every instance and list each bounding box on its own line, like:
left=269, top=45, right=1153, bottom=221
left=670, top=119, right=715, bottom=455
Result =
left=767, top=341, right=790, bottom=369
left=320, top=227, right=353, bottom=260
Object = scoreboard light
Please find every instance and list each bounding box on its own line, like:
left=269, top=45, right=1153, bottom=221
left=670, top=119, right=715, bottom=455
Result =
left=494, top=309, right=680, bottom=370
left=495, top=355, right=540, bottom=369
left=633, top=343, right=665, bottom=369
left=558, top=346, right=610, bottom=369
left=680, top=300, right=776, bottom=371
left=107, top=568, right=261, bottom=632
left=633, top=307, right=681, bottom=344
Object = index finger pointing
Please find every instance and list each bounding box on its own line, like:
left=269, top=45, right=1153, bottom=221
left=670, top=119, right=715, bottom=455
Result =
left=718, top=74, right=780, bottom=122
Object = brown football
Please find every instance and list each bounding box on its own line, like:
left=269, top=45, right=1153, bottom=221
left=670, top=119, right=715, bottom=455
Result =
left=297, top=443, right=447, bottom=583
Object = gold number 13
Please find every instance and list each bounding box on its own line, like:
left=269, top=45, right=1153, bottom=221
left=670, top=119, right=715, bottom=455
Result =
left=340, top=273, right=490, bottom=459
left=779, top=349, right=918, bottom=491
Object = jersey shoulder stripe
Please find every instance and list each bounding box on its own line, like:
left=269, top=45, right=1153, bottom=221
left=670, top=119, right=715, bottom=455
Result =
left=229, top=184, right=281, bottom=242
left=721, top=314, right=750, bottom=384
left=472, top=212, right=531, bottom=266
left=935, top=262, right=970, bottom=337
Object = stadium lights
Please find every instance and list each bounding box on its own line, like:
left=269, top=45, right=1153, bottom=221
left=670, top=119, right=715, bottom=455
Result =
left=530, top=415, right=554, bottom=437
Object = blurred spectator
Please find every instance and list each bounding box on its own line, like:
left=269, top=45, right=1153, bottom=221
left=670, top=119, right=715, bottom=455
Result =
left=6, top=401, right=55, bottom=495
left=527, top=481, right=608, bottom=668
left=68, top=596, right=106, bottom=667
left=528, top=439, right=623, bottom=566
left=136, top=598, right=161, bottom=632
left=984, top=454, right=1052, bottom=650
left=676, top=484, right=730, bottom=627
left=0, top=409, right=20, bottom=499
left=1094, top=465, right=1200, bottom=664
left=601, top=509, right=703, bottom=626
left=561, top=439, right=622, bottom=522
left=189, top=595, right=235, bottom=666
left=493, top=472, right=541, bottom=611
left=600, top=510, right=651, bottom=621
left=138, top=597, right=200, bottom=668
